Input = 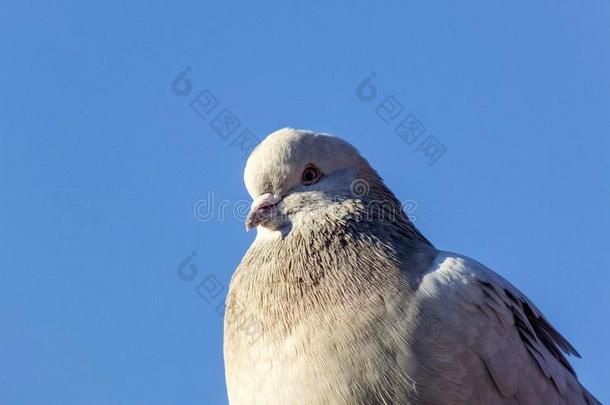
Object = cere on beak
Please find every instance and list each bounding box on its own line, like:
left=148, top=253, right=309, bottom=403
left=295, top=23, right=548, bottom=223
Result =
left=245, top=193, right=282, bottom=230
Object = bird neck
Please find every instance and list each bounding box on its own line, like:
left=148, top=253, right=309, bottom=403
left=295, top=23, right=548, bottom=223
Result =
left=227, top=196, right=436, bottom=337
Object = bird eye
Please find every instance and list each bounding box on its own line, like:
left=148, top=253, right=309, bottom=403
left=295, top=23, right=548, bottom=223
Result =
left=301, top=165, right=322, bottom=185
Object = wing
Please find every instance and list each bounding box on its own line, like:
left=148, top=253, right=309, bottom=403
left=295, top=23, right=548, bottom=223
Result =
left=410, top=252, right=600, bottom=405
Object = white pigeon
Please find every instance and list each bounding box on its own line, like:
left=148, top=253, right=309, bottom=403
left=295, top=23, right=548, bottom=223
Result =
left=224, top=128, right=600, bottom=405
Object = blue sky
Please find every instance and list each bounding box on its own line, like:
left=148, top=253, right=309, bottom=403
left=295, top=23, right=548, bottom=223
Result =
left=1, top=1, right=609, bottom=404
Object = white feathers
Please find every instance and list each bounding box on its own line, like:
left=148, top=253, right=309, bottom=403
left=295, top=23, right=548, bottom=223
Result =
left=224, top=128, right=599, bottom=405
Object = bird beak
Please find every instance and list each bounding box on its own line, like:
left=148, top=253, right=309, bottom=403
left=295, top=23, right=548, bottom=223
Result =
left=245, top=193, right=282, bottom=231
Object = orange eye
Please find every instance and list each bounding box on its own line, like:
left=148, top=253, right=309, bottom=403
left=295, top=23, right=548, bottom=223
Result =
left=301, top=165, right=322, bottom=185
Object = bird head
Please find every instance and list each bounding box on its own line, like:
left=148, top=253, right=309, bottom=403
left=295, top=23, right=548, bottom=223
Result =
left=243, top=128, right=393, bottom=233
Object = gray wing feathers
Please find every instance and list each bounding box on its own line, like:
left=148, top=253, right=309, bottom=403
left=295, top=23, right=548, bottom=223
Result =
left=478, top=276, right=601, bottom=404
left=423, top=254, right=601, bottom=405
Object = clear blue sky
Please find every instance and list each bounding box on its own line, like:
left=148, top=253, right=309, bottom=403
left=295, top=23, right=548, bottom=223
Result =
left=1, top=1, right=609, bottom=404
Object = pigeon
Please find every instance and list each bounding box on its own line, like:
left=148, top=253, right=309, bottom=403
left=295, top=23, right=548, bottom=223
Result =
left=224, top=128, right=600, bottom=405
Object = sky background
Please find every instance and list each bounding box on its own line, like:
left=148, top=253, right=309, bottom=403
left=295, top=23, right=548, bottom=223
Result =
left=1, top=1, right=609, bottom=404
